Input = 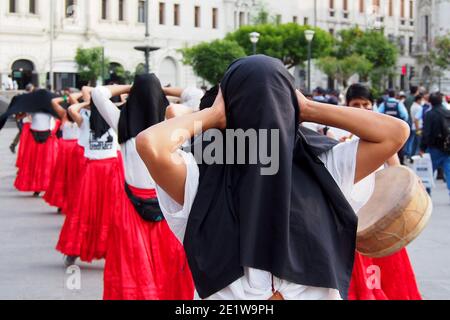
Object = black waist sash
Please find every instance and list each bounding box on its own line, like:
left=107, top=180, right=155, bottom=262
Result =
left=31, top=129, right=51, bottom=144
left=124, top=183, right=165, bottom=222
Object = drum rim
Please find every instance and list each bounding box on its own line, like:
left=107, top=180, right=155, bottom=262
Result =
left=357, top=192, right=433, bottom=258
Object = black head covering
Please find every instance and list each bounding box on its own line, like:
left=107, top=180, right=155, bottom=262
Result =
left=184, top=55, right=358, bottom=299
left=0, top=90, right=57, bottom=130
left=89, top=101, right=111, bottom=139
left=118, top=74, right=169, bottom=144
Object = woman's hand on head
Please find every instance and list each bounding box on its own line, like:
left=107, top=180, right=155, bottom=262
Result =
left=295, top=90, right=312, bottom=123
left=211, top=88, right=227, bottom=130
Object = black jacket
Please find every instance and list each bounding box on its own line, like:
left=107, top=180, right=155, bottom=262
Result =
left=421, top=105, right=448, bottom=152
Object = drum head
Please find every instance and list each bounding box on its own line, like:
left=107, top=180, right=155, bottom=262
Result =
left=357, top=166, right=415, bottom=234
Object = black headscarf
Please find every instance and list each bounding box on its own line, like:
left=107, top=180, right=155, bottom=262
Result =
left=0, top=89, right=57, bottom=130
left=118, top=74, right=169, bottom=144
left=183, top=55, right=358, bottom=299
left=89, top=101, right=111, bottom=139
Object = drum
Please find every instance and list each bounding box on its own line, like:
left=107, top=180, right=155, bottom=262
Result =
left=356, top=166, right=433, bottom=258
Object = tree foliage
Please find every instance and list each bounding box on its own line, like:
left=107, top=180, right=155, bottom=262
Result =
left=317, top=54, right=373, bottom=87
left=226, top=23, right=334, bottom=68
left=180, top=39, right=247, bottom=85
left=75, top=47, right=109, bottom=85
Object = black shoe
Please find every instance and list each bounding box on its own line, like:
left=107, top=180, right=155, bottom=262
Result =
left=33, top=192, right=40, bottom=197
left=64, top=256, right=78, bottom=267
left=9, top=144, right=16, bottom=154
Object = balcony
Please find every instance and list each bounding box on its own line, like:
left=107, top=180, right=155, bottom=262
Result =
left=411, top=43, right=431, bottom=57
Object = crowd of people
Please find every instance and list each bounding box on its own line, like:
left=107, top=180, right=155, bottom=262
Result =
left=1, top=55, right=447, bottom=300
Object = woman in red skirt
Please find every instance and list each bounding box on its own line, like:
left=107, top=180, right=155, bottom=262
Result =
left=342, top=84, right=422, bottom=300
left=56, top=88, right=122, bottom=266
left=15, top=115, right=32, bottom=170
left=92, top=76, right=194, bottom=300
left=14, top=110, right=59, bottom=196
left=44, top=95, right=80, bottom=211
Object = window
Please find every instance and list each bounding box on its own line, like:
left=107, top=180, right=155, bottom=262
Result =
left=101, top=0, right=108, bottom=20
left=359, top=0, right=364, bottom=13
left=409, top=36, right=413, bottom=55
left=329, top=0, right=334, bottom=9
left=159, top=2, right=165, bottom=24
left=29, top=0, right=36, bottom=14
left=329, top=28, right=335, bottom=36
left=275, top=14, right=282, bottom=24
left=118, top=0, right=124, bottom=21
left=343, top=0, right=348, bottom=11
left=388, top=0, right=393, bottom=16
left=400, top=0, right=405, bottom=18
left=373, top=0, right=380, bottom=8
left=424, top=15, right=429, bottom=43
left=65, top=0, right=75, bottom=17
left=239, top=11, right=245, bottom=26
left=174, top=4, right=180, bottom=26
left=212, top=8, right=218, bottom=29
left=304, top=17, right=309, bottom=25
left=138, top=0, right=145, bottom=23
left=9, top=0, right=16, bottom=13
left=194, top=6, right=200, bottom=28
left=293, top=16, right=298, bottom=23
left=409, top=0, right=414, bottom=19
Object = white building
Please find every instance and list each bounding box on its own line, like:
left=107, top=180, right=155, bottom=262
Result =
left=412, top=0, right=450, bottom=93
left=0, top=0, right=418, bottom=91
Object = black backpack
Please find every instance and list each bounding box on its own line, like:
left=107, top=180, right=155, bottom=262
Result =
left=435, top=107, right=450, bottom=154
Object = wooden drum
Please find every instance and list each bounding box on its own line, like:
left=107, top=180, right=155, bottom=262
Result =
left=356, top=166, right=433, bottom=258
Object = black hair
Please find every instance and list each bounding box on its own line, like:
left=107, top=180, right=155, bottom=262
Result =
left=388, top=89, right=396, bottom=98
left=414, top=94, right=423, bottom=103
left=429, top=92, right=443, bottom=107
left=346, top=83, right=373, bottom=104
left=410, top=85, right=418, bottom=95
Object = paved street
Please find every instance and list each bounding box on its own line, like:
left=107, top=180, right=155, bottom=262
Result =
left=0, top=125, right=449, bottom=300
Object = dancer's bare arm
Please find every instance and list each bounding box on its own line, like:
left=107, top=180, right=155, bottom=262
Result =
left=68, top=102, right=90, bottom=127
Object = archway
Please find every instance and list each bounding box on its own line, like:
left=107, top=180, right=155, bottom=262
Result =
left=158, top=57, right=178, bottom=87
left=11, top=59, right=37, bottom=89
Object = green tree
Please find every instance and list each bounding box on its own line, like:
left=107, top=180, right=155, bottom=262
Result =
left=75, top=47, right=109, bottom=85
left=226, top=23, right=334, bottom=68
left=317, top=54, right=373, bottom=88
left=180, top=39, right=247, bottom=85
left=419, top=35, right=450, bottom=89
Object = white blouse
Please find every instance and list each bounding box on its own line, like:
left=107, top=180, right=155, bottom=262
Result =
left=62, top=121, right=80, bottom=140
left=79, top=110, right=118, bottom=160
left=30, top=112, right=54, bottom=131
left=156, top=138, right=374, bottom=300
left=92, top=86, right=156, bottom=189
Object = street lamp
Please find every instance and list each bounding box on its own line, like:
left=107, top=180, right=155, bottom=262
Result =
left=100, top=39, right=106, bottom=85
left=249, top=32, right=260, bottom=55
left=134, top=0, right=159, bottom=73
left=305, top=29, right=315, bottom=93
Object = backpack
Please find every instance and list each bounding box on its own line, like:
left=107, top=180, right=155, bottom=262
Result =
left=435, top=107, right=450, bottom=154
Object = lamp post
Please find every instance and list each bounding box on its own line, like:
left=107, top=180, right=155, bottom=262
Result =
left=134, top=0, right=159, bottom=73
left=100, top=39, right=106, bottom=85
left=305, top=29, right=315, bottom=93
left=249, top=32, right=260, bottom=55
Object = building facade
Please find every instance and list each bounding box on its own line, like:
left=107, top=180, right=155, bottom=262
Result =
left=412, top=0, right=450, bottom=93
left=1, top=0, right=418, bottom=92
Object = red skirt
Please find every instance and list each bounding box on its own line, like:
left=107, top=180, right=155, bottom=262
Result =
left=14, top=128, right=58, bottom=192
left=61, top=145, right=86, bottom=216
left=103, top=185, right=195, bottom=300
left=349, top=249, right=422, bottom=300
left=56, top=156, right=123, bottom=262
left=16, top=123, right=32, bottom=169
left=43, top=139, right=78, bottom=209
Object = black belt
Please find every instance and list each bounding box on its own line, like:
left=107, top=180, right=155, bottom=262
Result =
left=31, top=130, right=51, bottom=144
left=124, top=183, right=165, bottom=222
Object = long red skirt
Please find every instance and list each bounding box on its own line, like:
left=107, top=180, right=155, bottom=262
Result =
left=103, top=185, right=194, bottom=300
left=61, top=145, right=86, bottom=216
left=16, top=123, right=32, bottom=169
left=43, top=139, right=78, bottom=209
left=349, top=249, right=422, bottom=300
left=56, top=157, right=122, bottom=262
left=14, top=128, right=58, bottom=192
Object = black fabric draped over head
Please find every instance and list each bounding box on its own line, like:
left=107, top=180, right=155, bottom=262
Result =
left=90, top=101, right=111, bottom=139
left=118, top=74, right=169, bottom=144
left=0, top=89, right=58, bottom=130
left=183, top=55, right=358, bottom=299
